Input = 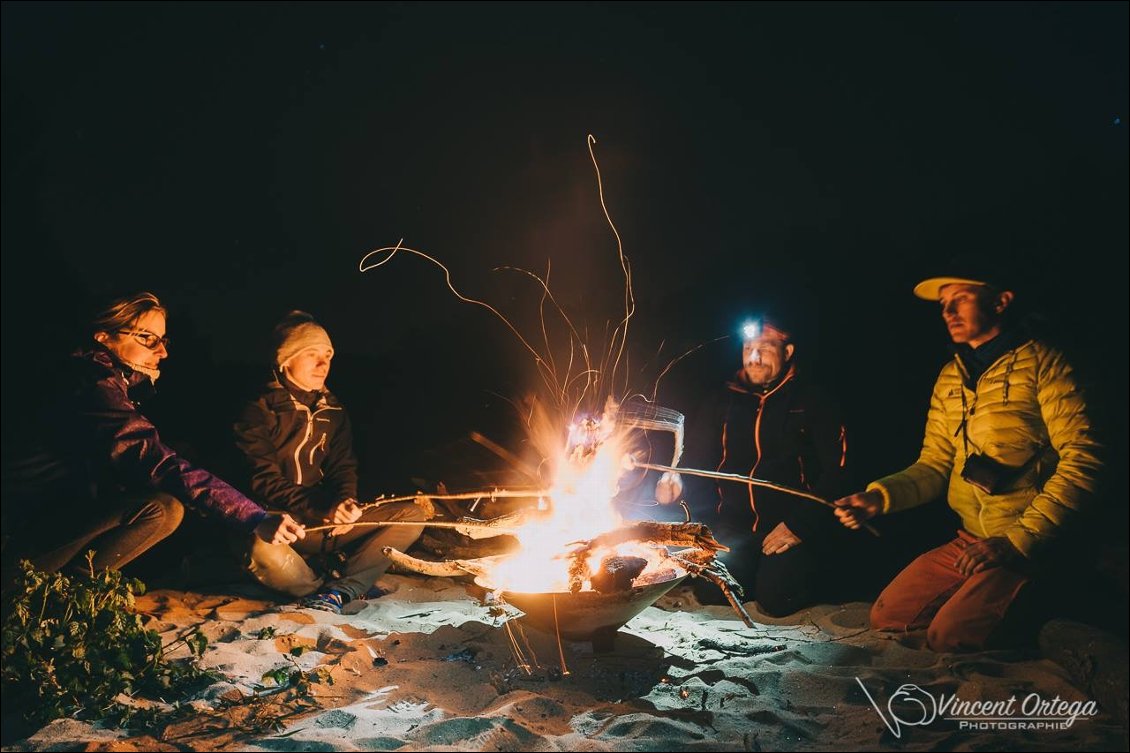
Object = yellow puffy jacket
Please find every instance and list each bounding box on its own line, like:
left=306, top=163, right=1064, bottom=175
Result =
left=868, top=338, right=1102, bottom=558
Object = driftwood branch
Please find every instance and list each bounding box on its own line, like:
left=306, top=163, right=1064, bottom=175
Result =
left=669, top=549, right=755, bottom=627
left=381, top=547, right=508, bottom=579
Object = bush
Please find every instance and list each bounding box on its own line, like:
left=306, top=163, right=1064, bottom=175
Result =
left=1, top=553, right=215, bottom=727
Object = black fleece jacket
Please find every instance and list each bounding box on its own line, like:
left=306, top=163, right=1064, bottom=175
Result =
left=682, top=365, right=850, bottom=544
left=233, top=375, right=358, bottom=524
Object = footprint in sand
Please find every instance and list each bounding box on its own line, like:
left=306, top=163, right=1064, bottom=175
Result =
left=821, top=604, right=871, bottom=631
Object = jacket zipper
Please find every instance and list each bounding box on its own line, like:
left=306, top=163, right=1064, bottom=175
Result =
left=954, top=342, right=1035, bottom=534
left=289, top=396, right=342, bottom=486
left=749, top=368, right=795, bottom=476
left=739, top=368, right=796, bottom=530
left=292, top=404, right=313, bottom=486
left=309, top=433, right=327, bottom=465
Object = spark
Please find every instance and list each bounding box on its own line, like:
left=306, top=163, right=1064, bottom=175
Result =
left=359, top=239, right=561, bottom=400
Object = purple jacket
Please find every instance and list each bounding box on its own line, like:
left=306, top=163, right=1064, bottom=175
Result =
left=5, top=346, right=267, bottom=532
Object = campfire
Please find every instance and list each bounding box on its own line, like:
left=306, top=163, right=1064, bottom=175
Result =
left=351, top=135, right=754, bottom=645
left=376, top=399, right=755, bottom=643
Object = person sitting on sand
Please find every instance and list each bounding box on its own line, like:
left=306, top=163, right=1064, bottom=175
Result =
left=233, top=311, right=426, bottom=614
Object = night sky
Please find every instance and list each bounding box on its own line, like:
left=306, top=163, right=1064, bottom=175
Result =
left=3, top=3, right=1126, bottom=521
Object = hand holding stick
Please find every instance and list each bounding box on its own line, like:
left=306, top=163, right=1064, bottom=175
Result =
left=629, top=459, right=881, bottom=538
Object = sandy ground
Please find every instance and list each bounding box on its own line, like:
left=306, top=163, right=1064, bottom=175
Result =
left=2, top=574, right=1126, bottom=752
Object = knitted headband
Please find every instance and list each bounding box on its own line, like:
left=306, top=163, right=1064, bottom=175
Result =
left=274, top=312, right=334, bottom=368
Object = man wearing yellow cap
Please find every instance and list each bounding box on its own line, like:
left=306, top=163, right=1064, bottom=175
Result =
left=834, top=273, right=1102, bottom=651
left=233, top=311, right=425, bottom=614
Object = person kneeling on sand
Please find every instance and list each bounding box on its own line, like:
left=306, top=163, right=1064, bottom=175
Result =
left=655, top=310, right=860, bottom=616
left=834, top=268, right=1102, bottom=651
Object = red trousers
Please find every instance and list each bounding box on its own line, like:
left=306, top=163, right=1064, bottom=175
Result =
left=871, top=530, right=1030, bottom=652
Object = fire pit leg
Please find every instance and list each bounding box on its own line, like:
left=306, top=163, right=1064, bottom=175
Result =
left=590, top=627, right=618, bottom=654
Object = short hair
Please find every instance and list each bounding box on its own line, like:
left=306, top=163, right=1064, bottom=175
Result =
left=90, top=291, right=166, bottom=337
left=758, top=317, right=794, bottom=343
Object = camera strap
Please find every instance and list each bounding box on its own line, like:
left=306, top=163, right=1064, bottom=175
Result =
left=957, top=386, right=975, bottom=457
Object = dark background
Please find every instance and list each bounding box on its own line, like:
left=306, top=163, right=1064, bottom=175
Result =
left=3, top=3, right=1126, bottom=569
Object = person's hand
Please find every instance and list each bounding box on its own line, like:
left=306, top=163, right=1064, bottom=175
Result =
left=761, top=521, right=801, bottom=555
left=655, top=472, right=684, bottom=505
left=954, top=536, right=1019, bottom=576
left=255, top=512, right=305, bottom=545
left=834, top=490, right=883, bottom=530
left=325, top=498, right=362, bottom=536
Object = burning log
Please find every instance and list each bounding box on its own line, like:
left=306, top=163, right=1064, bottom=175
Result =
left=565, top=521, right=728, bottom=593
left=569, top=521, right=727, bottom=554
left=589, top=556, right=648, bottom=594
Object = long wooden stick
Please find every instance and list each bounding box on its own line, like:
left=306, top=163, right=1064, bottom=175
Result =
left=635, top=461, right=880, bottom=537
left=358, top=489, right=549, bottom=512
left=303, top=520, right=523, bottom=535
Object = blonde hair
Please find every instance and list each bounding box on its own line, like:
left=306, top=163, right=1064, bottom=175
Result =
left=90, top=291, right=166, bottom=337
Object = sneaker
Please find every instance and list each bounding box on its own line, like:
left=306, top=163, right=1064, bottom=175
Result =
left=299, top=590, right=346, bottom=614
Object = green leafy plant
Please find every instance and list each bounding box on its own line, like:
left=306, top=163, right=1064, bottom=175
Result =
left=245, top=657, right=335, bottom=733
left=1, top=554, right=218, bottom=727
left=261, top=659, right=332, bottom=695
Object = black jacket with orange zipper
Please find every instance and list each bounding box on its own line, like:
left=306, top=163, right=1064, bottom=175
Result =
left=234, top=374, right=358, bottom=524
left=682, top=365, right=849, bottom=544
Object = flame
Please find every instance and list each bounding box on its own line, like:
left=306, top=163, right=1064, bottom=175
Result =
left=479, top=401, right=679, bottom=593
left=360, top=137, right=692, bottom=596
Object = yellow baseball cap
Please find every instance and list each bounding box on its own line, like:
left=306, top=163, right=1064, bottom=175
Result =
left=913, top=276, right=992, bottom=301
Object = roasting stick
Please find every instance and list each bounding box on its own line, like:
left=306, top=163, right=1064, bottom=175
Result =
left=303, top=520, right=521, bottom=535
left=632, top=460, right=881, bottom=538
left=356, top=489, right=549, bottom=511
left=306, top=489, right=548, bottom=534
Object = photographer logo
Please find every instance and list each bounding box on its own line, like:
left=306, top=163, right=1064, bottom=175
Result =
left=855, top=678, right=1098, bottom=738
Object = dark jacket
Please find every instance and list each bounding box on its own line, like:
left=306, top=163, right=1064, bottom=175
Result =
left=233, top=375, right=358, bottom=524
left=683, top=365, right=849, bottom=543
left=2, top=346, right=267, bottom=532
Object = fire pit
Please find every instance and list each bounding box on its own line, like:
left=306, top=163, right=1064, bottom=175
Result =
left=476, top=568, right=688, bottom=650
left=384, top=517, right=752, bottom=652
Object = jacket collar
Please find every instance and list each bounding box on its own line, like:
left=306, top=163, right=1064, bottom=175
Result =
left=953, top=327, right=1032, bottom=387
left=78, top=344, right=156, bottom=401
left=264, top=372, right=339, bottom=412
left=725, top=362, right=797, bottom=397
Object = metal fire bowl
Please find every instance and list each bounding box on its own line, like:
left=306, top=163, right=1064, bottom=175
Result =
left=475, top=571, right=688, bottom=642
